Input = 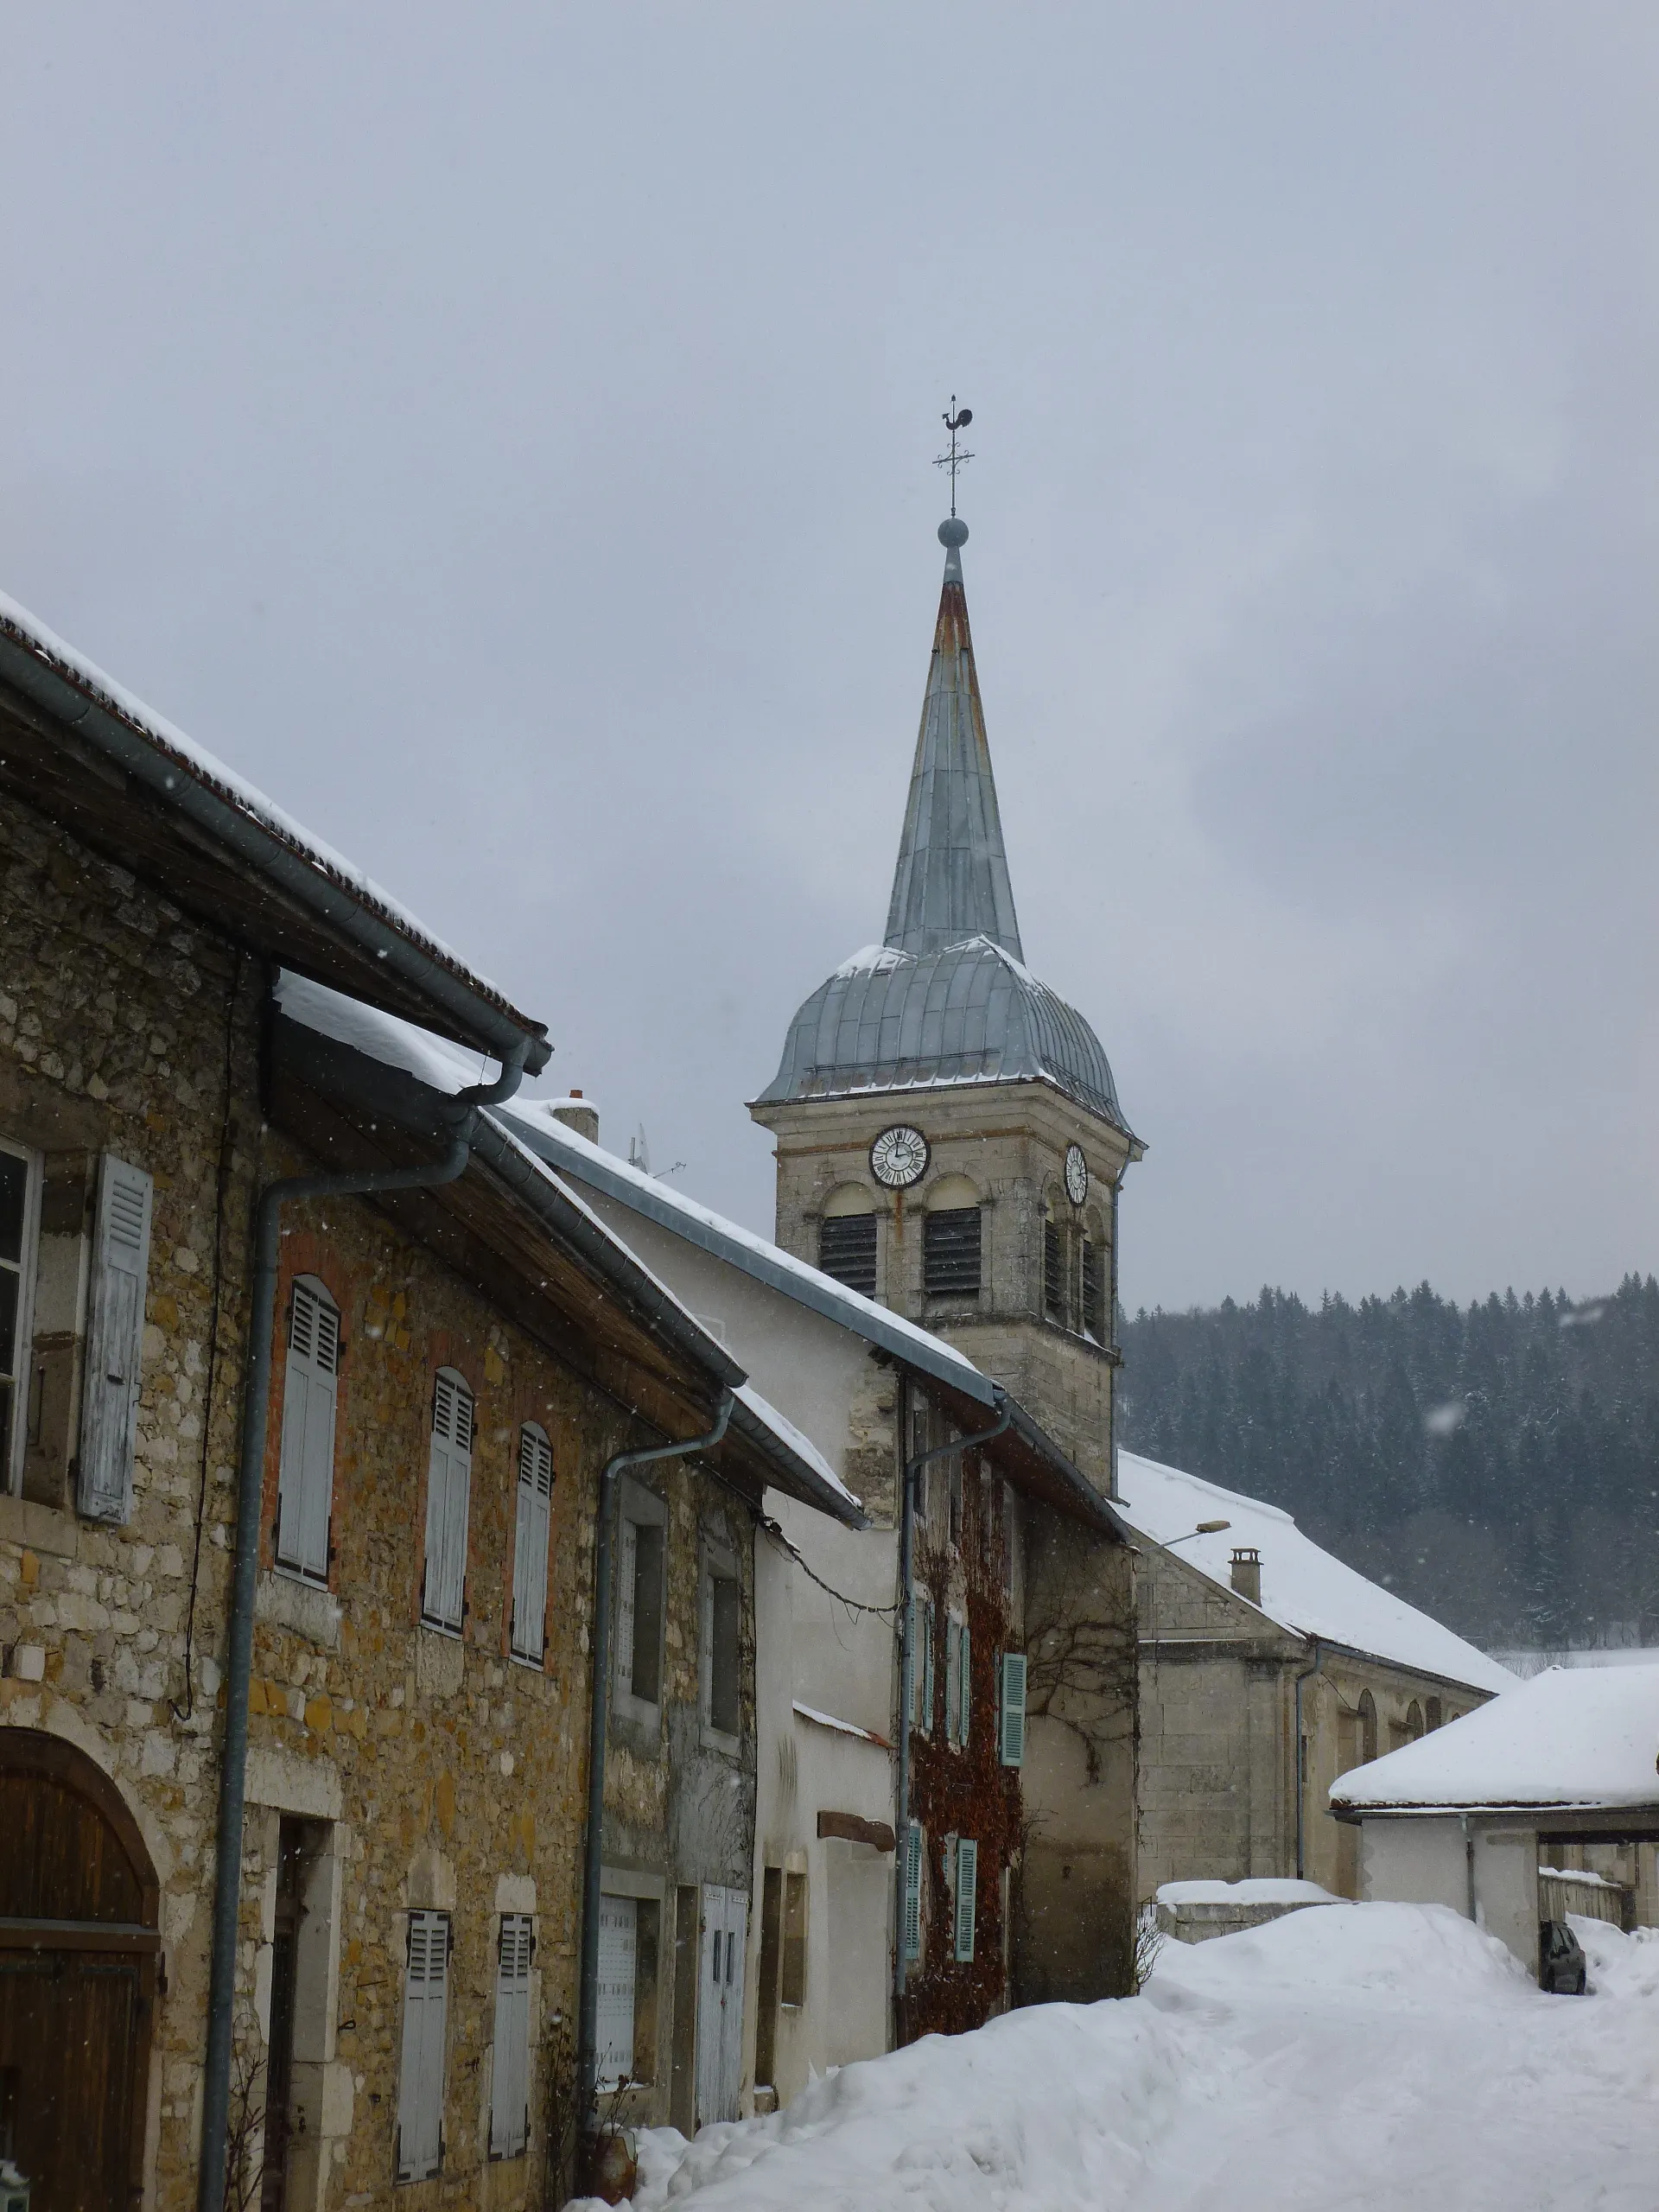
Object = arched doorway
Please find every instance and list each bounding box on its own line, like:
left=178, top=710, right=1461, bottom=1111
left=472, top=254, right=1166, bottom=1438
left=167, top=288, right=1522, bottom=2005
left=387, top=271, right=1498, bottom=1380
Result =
left=0, top=1729, right=159, bottom=2210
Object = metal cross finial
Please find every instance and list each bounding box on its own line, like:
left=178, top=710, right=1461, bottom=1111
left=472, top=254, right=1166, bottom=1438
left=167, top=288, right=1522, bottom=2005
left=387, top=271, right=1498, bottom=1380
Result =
left=934, top=397, right=975, bottom=518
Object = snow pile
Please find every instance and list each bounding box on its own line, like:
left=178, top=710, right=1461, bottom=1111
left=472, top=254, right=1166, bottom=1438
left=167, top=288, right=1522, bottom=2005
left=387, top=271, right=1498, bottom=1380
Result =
left=1333, top=1662, right=1659, bottom=1811
left=1156, top=1878, right=1335, bottom=1906
left=592, top=1903, right=1659, bottom=2212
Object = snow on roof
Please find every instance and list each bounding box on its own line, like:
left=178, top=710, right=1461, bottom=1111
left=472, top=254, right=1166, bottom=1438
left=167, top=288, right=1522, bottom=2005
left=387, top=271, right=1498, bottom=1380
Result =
left=0, top=588, right=503, bottom=998
left=1332, top=1662, right=1659, bottom=1814
left=792, top=1701, right=890, bottom=1748
left=499, top=1096, right=990, bottom=1399
left=1116, top=1450, right=1515, bottom=1696
left=274, top=973, right=860, bottom=1512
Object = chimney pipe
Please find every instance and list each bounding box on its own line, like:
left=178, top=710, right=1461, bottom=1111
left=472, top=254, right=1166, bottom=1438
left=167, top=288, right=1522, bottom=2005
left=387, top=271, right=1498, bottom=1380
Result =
left=1230, top=1547, right=1262, bottom=1605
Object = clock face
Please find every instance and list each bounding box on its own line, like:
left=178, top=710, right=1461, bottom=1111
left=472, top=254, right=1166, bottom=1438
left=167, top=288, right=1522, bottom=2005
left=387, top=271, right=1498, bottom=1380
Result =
left=870, top=1124, right=930, bottom=1189
left=1064, top=1143, right=1090, bottom=1208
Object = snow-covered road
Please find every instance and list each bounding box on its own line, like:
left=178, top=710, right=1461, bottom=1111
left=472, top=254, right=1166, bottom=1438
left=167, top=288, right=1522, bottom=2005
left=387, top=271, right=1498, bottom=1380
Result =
left=601, top=1906, right=1659, bottom=2212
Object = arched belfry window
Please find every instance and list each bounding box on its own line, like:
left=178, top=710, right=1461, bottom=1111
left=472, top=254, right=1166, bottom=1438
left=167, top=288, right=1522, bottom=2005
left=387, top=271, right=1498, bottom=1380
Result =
left=1042, top=1194, right=1065, bottom=1324
left=818, top=1185, right=877, bottom=1298
left=1080, top=1209, right=1106, bottom=1342
left=924, top=1174, right=982, bottom=1298
left=1357, top=1689, right=1378, bottom=1764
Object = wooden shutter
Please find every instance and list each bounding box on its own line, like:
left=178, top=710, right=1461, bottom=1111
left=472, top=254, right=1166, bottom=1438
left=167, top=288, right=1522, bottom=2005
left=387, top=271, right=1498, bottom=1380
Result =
left=78, top=1154, right=152, bottom=1523
left=510, top=1426, right=553, bottom=1661
left=954, top=1839, right=979, bottom=1962
left=902, top=1821, right=924, bottom=1961
left=957, top=1622, right=970, bottom=1750
left=423, top=1373, right=472, bottom=1630
left=999, top=1651, right=1027, bottom=1768
left=276, top=1281, right=339, bottom=1583
left=489, top=1915, right=533, bottom=2158
left=397, top=1910, right=449, bottom=2181
left=921, top=1601, right=936, bottom=1734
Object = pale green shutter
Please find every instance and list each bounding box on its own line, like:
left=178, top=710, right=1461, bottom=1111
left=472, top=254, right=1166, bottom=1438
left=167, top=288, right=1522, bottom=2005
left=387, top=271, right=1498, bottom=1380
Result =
left=999, top=1652, right=1027, bottom=1767
left=511, top=1425, right=553, bottom=1661
left=276, top=1280, right=338, bottom=1583
left=79, top=1154, right=152, bottom=1523
left=954, top=1839, right=979, bottom=1961
left=489, top=1914, right=533, bottom=2158
left=921, top=1601, right=936, bottom=1734
left=958, top=1622, right=970, bottom=1749
left=902, top=1821, right=924, bottom=1961
left=397, top=1910, right=449, bottom=2181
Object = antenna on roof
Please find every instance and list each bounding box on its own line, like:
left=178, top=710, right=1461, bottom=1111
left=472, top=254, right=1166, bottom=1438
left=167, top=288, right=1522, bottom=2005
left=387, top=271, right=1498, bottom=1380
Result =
left=934, top=397, right=975, bottom=518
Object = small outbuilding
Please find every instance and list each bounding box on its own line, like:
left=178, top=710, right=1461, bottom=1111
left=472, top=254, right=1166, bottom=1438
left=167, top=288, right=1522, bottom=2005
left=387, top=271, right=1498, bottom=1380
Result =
left=1331, top=1663, right=1659, bottom=1977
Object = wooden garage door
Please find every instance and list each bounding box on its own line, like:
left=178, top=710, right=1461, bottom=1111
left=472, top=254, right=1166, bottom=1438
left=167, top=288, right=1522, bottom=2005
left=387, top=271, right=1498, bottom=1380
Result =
left=0, top=1731, right=158, bottom=2211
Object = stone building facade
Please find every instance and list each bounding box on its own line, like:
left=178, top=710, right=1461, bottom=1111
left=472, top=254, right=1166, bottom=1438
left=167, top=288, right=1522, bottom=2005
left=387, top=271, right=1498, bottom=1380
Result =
left=0, top=596, right=857, bottom=2212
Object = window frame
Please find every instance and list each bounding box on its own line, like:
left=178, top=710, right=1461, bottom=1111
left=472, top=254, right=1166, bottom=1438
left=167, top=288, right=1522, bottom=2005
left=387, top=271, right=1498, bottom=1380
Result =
left=613, top=1478, right=669, bottom=1727
left=699, top=1532, right=742, bottom=1752
left=0, top=1135, right=42, bottom=1499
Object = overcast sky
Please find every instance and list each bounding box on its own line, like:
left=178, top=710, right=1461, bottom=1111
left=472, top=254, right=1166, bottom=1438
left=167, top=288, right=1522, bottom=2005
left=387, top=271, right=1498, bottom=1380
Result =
left=5, top=5, right=1656, bottom=1313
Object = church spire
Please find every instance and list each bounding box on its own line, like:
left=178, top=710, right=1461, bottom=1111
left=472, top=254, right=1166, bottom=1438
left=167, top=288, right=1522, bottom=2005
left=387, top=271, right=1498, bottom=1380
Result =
left=883, top=518, right=1025, bottom=961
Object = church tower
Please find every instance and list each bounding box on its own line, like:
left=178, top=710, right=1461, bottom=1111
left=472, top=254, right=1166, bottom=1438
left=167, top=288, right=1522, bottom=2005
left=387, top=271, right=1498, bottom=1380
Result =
left=749, top=514, right=1142, bottom=1491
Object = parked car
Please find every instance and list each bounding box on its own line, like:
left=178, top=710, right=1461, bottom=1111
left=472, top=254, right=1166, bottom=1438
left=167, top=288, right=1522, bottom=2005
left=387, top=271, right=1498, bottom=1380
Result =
left=1539, top=1918, right=1587, bottom=1995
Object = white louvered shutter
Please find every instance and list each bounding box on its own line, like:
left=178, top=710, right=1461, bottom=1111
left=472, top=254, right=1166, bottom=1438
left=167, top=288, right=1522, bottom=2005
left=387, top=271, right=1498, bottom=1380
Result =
left=954, top=1839, right=979, bottom=1962
left=423, top=1374, right=473, bottom=1630
left=902, top=1821, right=924, bottom=1961
left=511, top=1426, right=553, bottom=1662
left=616, top=1516, right=638, bottom=1692
left=276, top=1281, right=339, bottom=1582
left=489, top=1915, right=533, bottom=2158
left=397, top=1910, right=449, bottom=2181
left=78, top=1154, right=153, bottom=1523
left=958, top=1622, right=970, bottom=1750
left=999, top=1652, right=1028, bottom=1768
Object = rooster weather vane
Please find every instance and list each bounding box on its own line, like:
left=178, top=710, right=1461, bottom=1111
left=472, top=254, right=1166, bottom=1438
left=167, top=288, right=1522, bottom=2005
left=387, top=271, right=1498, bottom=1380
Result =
left=934, top=397, right=974, bottom=518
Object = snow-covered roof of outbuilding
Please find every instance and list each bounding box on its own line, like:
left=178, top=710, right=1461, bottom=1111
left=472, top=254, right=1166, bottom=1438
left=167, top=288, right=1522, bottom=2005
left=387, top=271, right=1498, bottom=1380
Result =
left=1116, top=1451, right=1515, bottom=1696
left=1332, top=1663, right=1659, bottom=1814
left=0, top=589, right=549, bottom=1073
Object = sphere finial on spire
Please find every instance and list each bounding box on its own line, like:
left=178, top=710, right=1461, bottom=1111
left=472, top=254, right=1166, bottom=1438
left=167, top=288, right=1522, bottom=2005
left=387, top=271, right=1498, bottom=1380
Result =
left=938, top=517, right=969, bottom=549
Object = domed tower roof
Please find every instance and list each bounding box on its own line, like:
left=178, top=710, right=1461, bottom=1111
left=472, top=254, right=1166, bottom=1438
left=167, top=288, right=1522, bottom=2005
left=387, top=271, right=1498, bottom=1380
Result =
left=754, top=521, right=1134, bottom=1138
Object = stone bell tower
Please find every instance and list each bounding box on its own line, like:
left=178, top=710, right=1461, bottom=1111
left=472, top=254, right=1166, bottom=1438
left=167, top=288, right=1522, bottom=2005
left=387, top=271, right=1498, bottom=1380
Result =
left=748, top=517, right=1142, bottom=1491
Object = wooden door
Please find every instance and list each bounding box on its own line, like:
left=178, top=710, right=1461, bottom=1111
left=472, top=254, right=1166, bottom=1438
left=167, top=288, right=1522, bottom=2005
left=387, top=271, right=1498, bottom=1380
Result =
left=0, top=1732, right=158, bottom=2210
left=694, top=1885, right=747, bottom=2127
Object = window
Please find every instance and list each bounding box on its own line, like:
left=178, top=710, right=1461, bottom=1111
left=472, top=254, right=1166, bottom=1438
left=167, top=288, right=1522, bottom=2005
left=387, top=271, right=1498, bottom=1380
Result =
left=276, top=1278, right=340, bottom=1586
left=510, top=1423, right=554, bottom=1662
left=1081, top=1234, right=1103, bottom=1341
left=702, top=1545, right=741, bottom=1743
left=818, top=1214, right=877, bottom=1298
left=396, top=1910, right=450, bottom=2182
left=489, top=1916, right=533, bottom=2159
left=617, top=1485, right=667, bottom=1712
left=422, top=1370, right=473, bottom=1633
left=1002, top=1487, right=1018, bottom=1599
left=780, top=1871, right=807, bottom=2008
left=998, top=1651, right=1027, bottom=1768
left=924, top=1209, right=981, bottom=1297
left=953, top=1837, right=979, bottom=1963
left=945, top=1614, right=971, bottom=1746
left=947, top=1460, right=963, bottom=1549
left=818, top=1186, right=877, bottom=1297
left=79, top=1153, right=153, bottom=1524
left=1405, top=1700, right=1425, bottom=1741
left=1425, top=1697, right=1444, bottom=1732
left=1043, top=1208, right=1065, bottom=1323
left=1357, top=1689, right=1378, bottom=1764
left=902, top=1822, right=924, bottom=1962
left=0, top=1140, right=40, bottom=1495
left=595, top=1896, right=637, bottom=2089
left=907, top=1597, right=936, bottom=1734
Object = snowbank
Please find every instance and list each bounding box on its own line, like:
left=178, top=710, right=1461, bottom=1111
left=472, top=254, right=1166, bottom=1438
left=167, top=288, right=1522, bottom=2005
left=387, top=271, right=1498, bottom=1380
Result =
left=1156, top=1878, right=1335, bottom=1905
left=588, top=1903, right=1659, bottom=2212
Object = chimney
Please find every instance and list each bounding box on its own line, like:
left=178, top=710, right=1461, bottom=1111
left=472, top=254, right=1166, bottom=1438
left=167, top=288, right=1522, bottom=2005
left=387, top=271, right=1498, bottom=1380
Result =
left=550, top=1090, right=600, bottom=1147
left=1230, top=1547, right=1262, bottom=1606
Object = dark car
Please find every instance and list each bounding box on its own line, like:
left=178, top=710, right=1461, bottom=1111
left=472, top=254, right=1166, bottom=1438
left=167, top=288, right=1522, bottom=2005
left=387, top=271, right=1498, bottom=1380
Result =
left=1539, top=1918, right=1588, bottom=1995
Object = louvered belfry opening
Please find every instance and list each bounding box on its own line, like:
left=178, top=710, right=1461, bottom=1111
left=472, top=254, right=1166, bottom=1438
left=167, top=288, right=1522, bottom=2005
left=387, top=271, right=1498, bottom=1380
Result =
left=1043, top=1216, right=1065, bottom=1321
left=818, top=1212, right=877, bottom=1297
left=1081, top=1237, right=1103, bottom=1340
left=924, top=1208, right=982, bottom=1297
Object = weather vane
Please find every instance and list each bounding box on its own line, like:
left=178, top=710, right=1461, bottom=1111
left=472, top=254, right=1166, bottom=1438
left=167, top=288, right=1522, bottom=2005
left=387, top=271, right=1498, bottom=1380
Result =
left=934, top=397, right=974, bottom=518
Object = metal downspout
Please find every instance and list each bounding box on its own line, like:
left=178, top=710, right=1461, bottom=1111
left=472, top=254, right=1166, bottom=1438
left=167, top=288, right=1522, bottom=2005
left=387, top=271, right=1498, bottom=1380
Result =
left=1294, top=1637, right=1325, bottom=1881
left=893, top=1386, right=1011, bottom=2022
left=197, top=1039, right=530, bottom=2212
left=576, top=1389, right=735, bottom=2131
